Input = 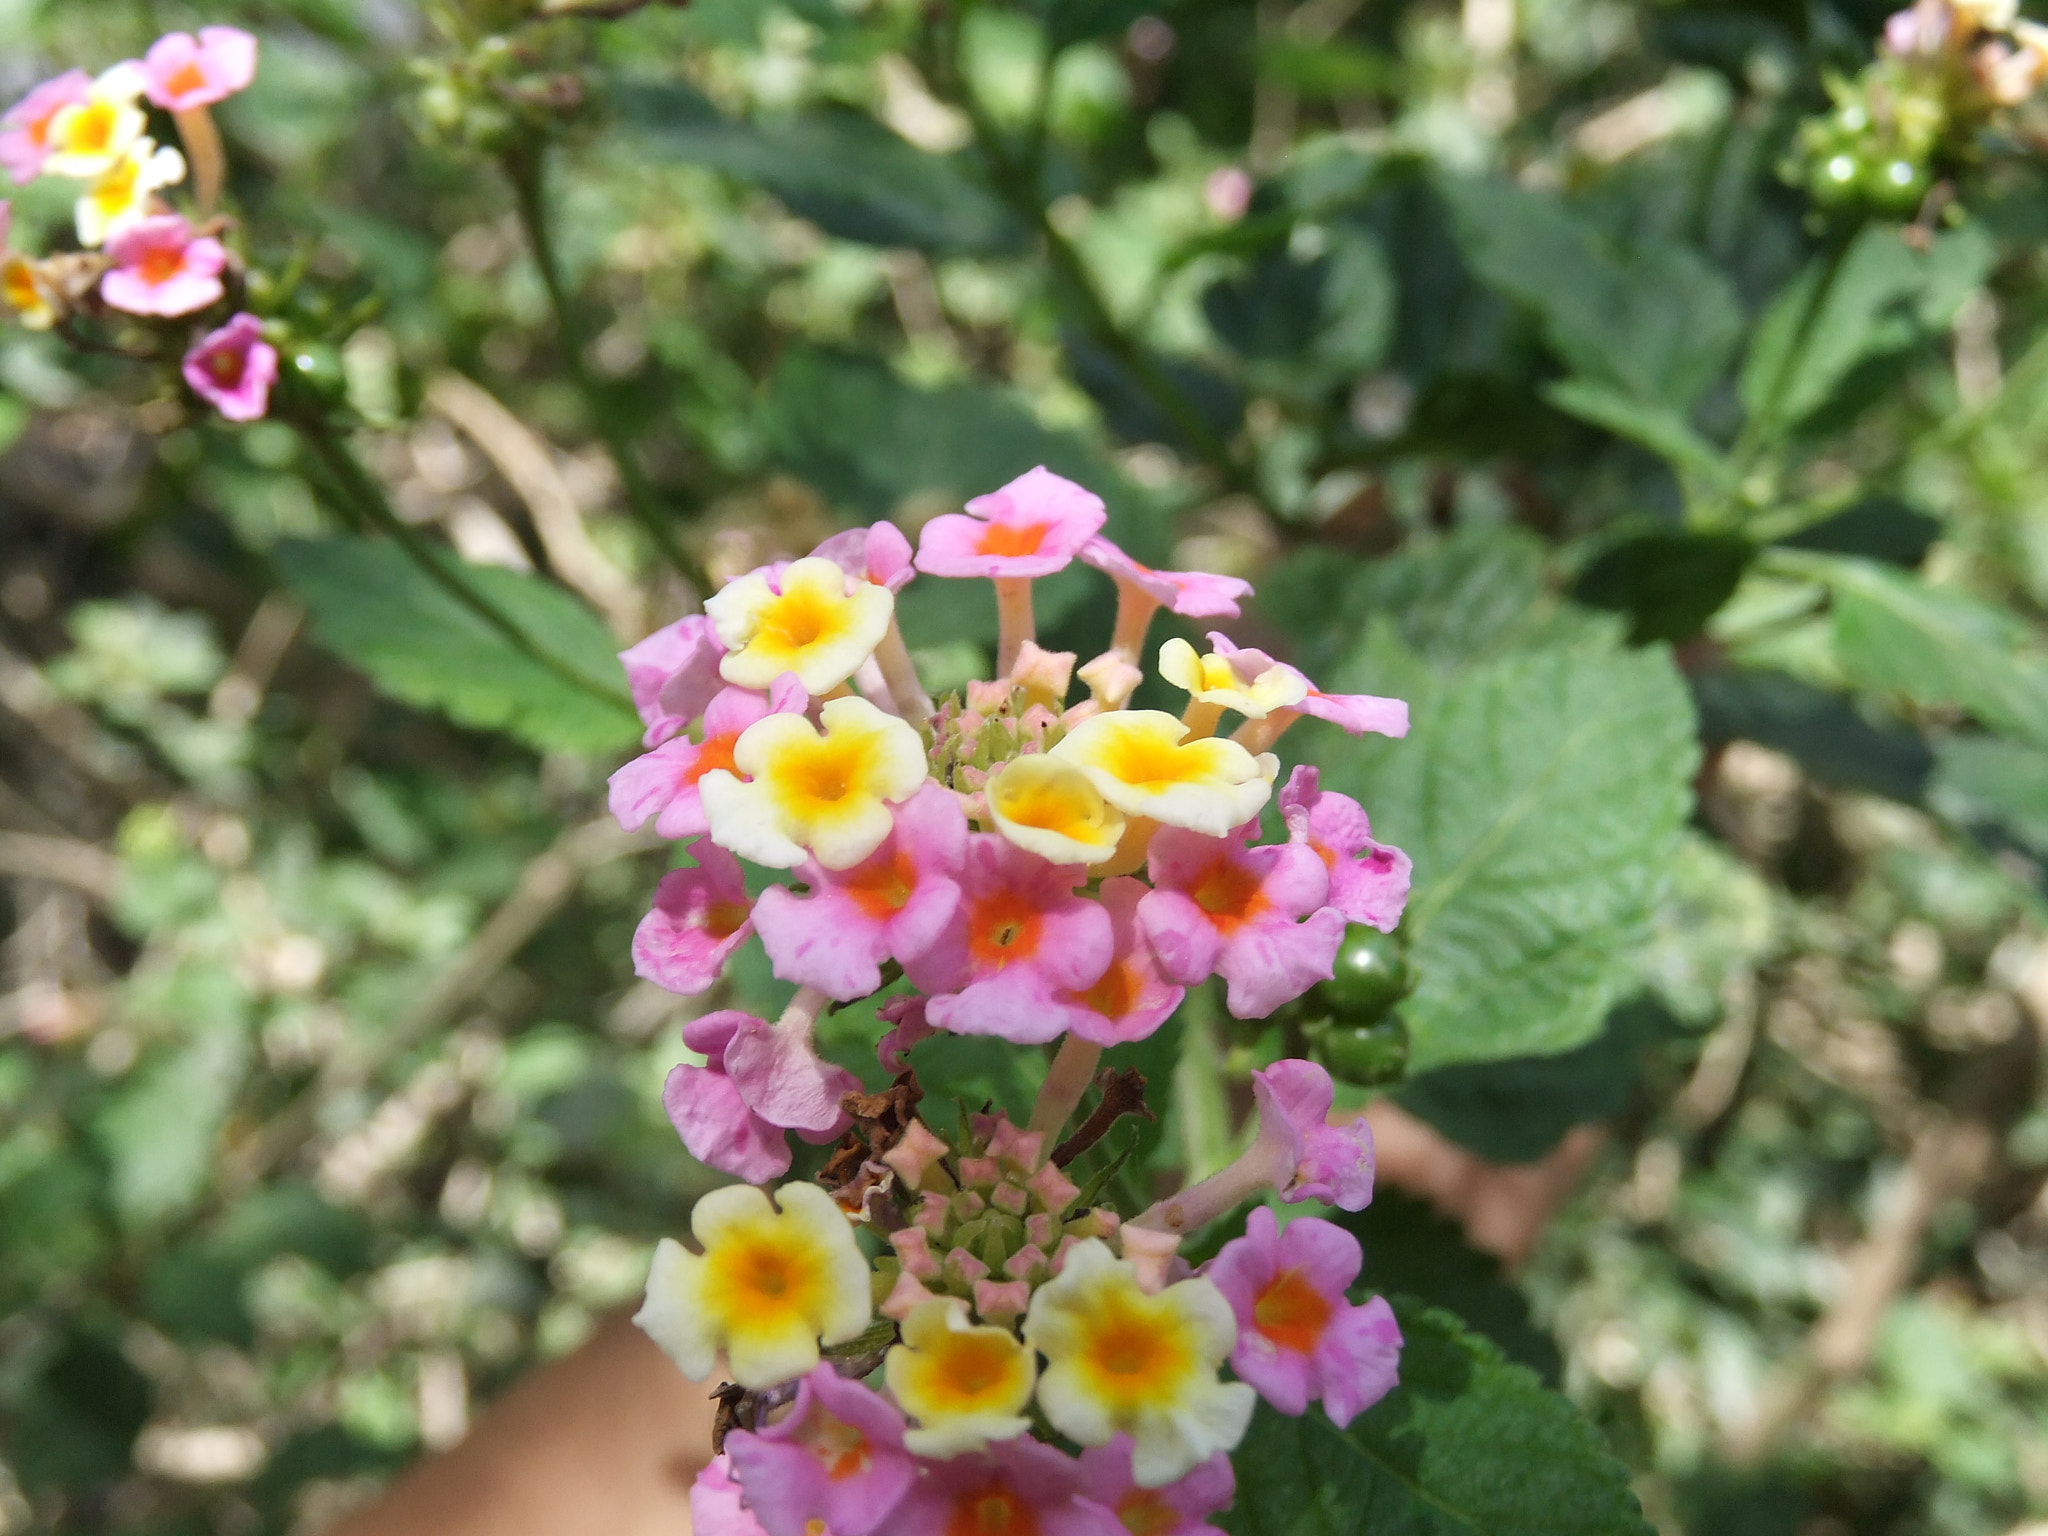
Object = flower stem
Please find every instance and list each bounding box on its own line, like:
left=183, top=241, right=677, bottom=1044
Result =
left=174, top=105, right=226, bottom=215
left=875, top=618, right=934, bottom=720
left=994, top=577, right=1034, bottom=678
left=1027, top=1037, right=1103, bottom=1149
left=1131, top=1130, right=1288, bottom=1234
left=1109, top=584, right=1162, bottom=664
left=500, top=145, right=712, bottom=599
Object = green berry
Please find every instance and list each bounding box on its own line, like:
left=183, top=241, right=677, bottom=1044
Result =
left=1307, top=1015, right=1411, bottom=1086
left=1313, top=924, right=1414, bottom=1022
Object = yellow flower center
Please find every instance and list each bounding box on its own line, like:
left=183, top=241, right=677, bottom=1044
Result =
left=1076, top=1293, right=1195, bottom=1408
left=61, top=101, right=120, bottom=155
left=709, top=556, right=895, bottom=694
left=768, top=725, right=882, bottom=820
left=925, top=1331, right=1030, bottom=1409
left=3, top=260, right=42, bottom=316
left=90, top=154, right=142, bottom=217
left=1252, top=1268, right=1333, bottom=1355
left=704, top=1221, right=826, bottom=1331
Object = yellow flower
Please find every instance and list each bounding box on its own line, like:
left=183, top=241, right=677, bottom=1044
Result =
left=1023, top=1239, right=1255, bottom=1488
left=2, top=256, right=56, bottom=331
left=75, top=137, right=186, bottom=248
left=634, top=1181, right=871, bottom=1390
left=883, top=1298, right=1037, bottom=1458
left=700, top=695, right=928, bottom=869
left=41, top=64, right=147, bottom=179
left=1157, top=638, right=1307, bottom=721
left=986, top=755, right=1126, bottom=866
left=1049, top=711, right=1275, bottom=838
left=708, top=555, right=896, bottom=695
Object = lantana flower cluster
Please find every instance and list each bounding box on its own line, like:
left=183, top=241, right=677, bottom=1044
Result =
left=1, top=29, right=278, bottom=421
left=613, top=467, right=1412, bottom=1535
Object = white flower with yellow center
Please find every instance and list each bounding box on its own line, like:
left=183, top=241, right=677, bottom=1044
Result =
left=883, top=1298, right=1038, bottom=1458
left=707, top=555, right=896, bottom=695
left=1023, top=1239, right=1255, bottom=1488
left=700, top=695, right=928, bottom=870
left=75, top=137, right=186, bottom=248
left=986, top=755, right=1126, bottom=866
left=1158, top=637, right=1308, bottom=721
left=634, top=1181, right=871, bottom=1390
left=2, top=256, right=56, bottom=331
left=41, top=64, right=147, bottom=179
left=1049, top=710, right=1276, bottom=838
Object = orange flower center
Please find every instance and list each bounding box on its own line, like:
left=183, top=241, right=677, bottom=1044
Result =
left=802, top=1411, right=874, bottom=1483
left=1252, top=1268, right=1333, bottom=1355
left=947, top=1484, right=1039, bottom=1536
left=966, top=890, right=1043, bottom=967
left=206, top=347, right=245, bottom=386
left=1071, top=957, right=1139, bottom=1022
left=706, top=900, right=751, bottom=940
left=843, top=846, right=918, bottom=920
left=685, top=731, right=740, bottom=787
left=1117, top=1491, right=1181, bottom=1536
left=168, top=61, right=209, bottom=97
left=138, top=245, right=185, bottom=284
left=1190, top=858, right=1264, bottom=932
left=976, top=521, right=1049, bottom=558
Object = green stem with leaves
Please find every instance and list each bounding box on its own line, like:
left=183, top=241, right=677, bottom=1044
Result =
left=293, top=410, right=635, bottom=712
left=501, top=144, right=712, bottom=599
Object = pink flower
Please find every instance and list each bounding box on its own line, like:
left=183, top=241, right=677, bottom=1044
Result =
left=618, top=614, right=725, bottom=748
left=919, top=835, right=1115, bottom=1044
left=1078, top=1438, right=1235, bottom=1536
left=887, top=1437, right=1122, bottom=1536
left=140, top=27, right=258, bottom=112
left=691, top=1454, right=776, bottom=1536
left=1207, top=634, right=1407, bottom=739
left=1255, top=1058, right=1374, bottom=1209
left=1279, top=766, right=1410, bottom=933
left=1079, top=536, right=1252, bottom=620
left=1204, top=1206, right=1401, bottom=1427
left=877, top=993, right=936, bottom=1072
left=610, top=679, right=805, bottom=841
left=1138, top=824, right=1345, bottom=1020
left=632, top=842, right=756, bottom=996
left=1048, top=876, right=1184, bottom=1047
left=663, top=1007, right=859, bottom=1183
left=99, top=214, right=225, bottom=317
left=813, top=520, right=915, bottom=592
left=753, top=782, right=967, bottom=1000
left=915, top=466, right=1107, bottom=580
left=724, top=1366, right=916, bottom=1536
left=0, top=70, right=91, bottom=183
left=181, top=312, right=276, bottom=422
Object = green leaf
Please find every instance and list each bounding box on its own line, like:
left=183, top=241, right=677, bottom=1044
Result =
left=616, top=84, right=1021, bottom=256
left=1541, top=378, right=1736, bottom=493
left=1220, top=1303, right=1653, bottom=1536
left=1571, top=529, right=1754, bottom=645
left=1931, top=734, right=2048, bottom=855
left=1203, top=228, right=1395, bottom=387
left=1394, top=998, right=1677, bottom=1164
left=275, top=536, right=640, bottom=754
left=95, top=1013, right=251, bottom=1226
left=1315, top=630, right=1698, bottom=1071
left=1796, top=554, right=2048, bottom=749
left=1438, top=176, right=1742, bottom=410
left=1738, top=224, right=1992, bottom=436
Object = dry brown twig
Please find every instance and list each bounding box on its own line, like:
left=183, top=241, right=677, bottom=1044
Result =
left=0, top=830, right=123, bottom=902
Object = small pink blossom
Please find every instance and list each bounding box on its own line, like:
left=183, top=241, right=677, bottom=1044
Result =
left=919, top=835, right=1115, bottom=1044
left=1205, top=1205, right=1401, bottom=1426
left=915, top=466, right=1107, bottom=580
left=753, top=782, right=966, bottom=1000
left=610, top=678, right=805, bottom=840
left=1255, top=1058, right=1374, bottom=1210
left=663, top=1008, right=859, bottom=1183
left=691, top=1454, right=776, bottom=1536
left=140, top=27, right=258, bottom=112
left=1078, top=1438, right=1235, bottom=1536
left=813, top=520, right=916, bottom=592
left=1279, top=765, right=1410, bottom=933
left=1203, top=167, right=1254, bottom=223
left=100, top=214, right=225, bottom=317
left=1049, top=876, right=1184, bottom=1047
left=1207, top=633, right=1407, bottom=739
left=724, top=1366, right=915, bottom=1536
left=618, top=614, right=726, bottom=748
left=887, top=1437, right=1122, bottom=1536
left=1079, top=536, right=1252, bottom=619
left=632, top=842, right=756, bottom=996
left=0, top=70, right=91, bottom=183
left=181, top=312, right=276, bottom=422
left=1138, top=824, right=1344, bottom=1020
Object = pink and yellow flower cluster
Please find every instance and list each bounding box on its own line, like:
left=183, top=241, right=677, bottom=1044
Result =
left=1, top=28, right=276, bottom=422
left=616, top=466, right=1414, bottom=1534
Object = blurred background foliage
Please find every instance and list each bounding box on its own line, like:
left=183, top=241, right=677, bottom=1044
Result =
left=1, top=0, right=2047, bottom=1532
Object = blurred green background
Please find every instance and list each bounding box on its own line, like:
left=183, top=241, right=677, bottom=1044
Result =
left=1, top=0, right=2047, bottom=1532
